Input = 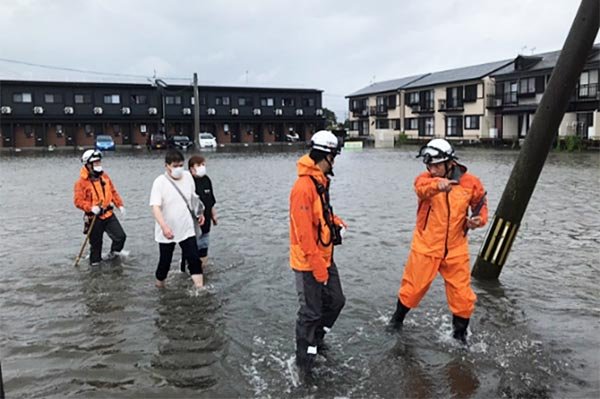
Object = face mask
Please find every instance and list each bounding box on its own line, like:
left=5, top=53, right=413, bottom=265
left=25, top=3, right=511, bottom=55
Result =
left=195, top=165, right=207, bottom=177
left=93, top=165, right=103, bottom=173
left=171, top=166, right=184, bottom=179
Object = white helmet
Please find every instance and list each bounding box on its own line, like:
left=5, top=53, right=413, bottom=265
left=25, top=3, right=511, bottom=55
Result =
left=81, top=149, right=102, bottom=164
left=417, top=138, right=456, bottom=164
left=310, top=130, right=340, bottom=154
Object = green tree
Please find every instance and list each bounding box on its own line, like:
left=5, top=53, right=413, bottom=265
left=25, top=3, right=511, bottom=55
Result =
left=322, top=107, right=337, bottom=129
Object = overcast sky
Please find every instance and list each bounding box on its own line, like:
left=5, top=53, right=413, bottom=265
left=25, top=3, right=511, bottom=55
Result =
left=0, top=0, right=596, bottom=119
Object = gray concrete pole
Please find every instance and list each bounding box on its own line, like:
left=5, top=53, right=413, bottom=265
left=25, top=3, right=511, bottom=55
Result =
left=193, top=73, right=200, bottom=149
left=0, top=360, right=4, bottom=399
left=472, top=0, right=599, bottom=280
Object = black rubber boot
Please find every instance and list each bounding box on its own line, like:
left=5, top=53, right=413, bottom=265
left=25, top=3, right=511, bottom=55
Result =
left=389, top=299, right=410, bottom=330
left=315, top=328, right=330, bottom=355
left=452, top=315, right=470, bottom=344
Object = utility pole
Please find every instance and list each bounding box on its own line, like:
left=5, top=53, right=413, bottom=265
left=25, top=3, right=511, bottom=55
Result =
left=1, top=360, right=4, bottom=399
left=193, top=73, right=200, bottom=149
left=472, top=0, right=599, bottom=280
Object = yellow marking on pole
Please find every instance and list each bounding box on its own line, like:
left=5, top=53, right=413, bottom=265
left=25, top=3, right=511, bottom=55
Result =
left=483, top=217, right=504, bottom=262
left=498, top=223, right=519, bottom=267
left=491, top=221, right=512, bottom=265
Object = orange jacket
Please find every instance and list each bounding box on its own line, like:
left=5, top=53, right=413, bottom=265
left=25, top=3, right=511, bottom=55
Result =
left=410, top=165, right=488, bottom=258
left=74, top=166, right=124, bottom=220
left=289, top=155, right=344, bottom=282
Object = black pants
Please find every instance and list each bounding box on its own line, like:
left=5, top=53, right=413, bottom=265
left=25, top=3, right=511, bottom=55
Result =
left=155, top=236, right=203, bottom=281
left=89, top=214, right=126, bottom=264
left=294, top=263, right=345, bottom=358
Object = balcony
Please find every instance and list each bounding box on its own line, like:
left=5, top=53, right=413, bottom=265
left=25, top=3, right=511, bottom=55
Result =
left=486, top=94, right=503, bottom=108
left=438, top=98, right=464, bottom=112
left=369, top=105, right=388, bottom=116
left=351, top=108, right=368, bottom=118
left=577, top=83, right=599, bottom=100
left=410, top=100, right=434, bottom=113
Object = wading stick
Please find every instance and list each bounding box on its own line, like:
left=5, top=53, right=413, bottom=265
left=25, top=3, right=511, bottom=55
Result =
left=74, top=214, right=98, bottom=267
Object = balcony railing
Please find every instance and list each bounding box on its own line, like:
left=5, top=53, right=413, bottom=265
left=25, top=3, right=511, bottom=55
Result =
left=410, top=100, right=434, bottom=113
left=577, top=83, right=599, bottom=99
left=369, top=105, right=388, bottom=116
left=438, top=98, right=464, bottom=111
left=351, top=108, right=368, bottom=118
left=486, top=94, right=503, bottom=108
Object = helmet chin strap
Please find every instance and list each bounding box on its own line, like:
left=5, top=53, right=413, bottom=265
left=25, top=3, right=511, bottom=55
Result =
left=324, top=156, right=335, bottom=177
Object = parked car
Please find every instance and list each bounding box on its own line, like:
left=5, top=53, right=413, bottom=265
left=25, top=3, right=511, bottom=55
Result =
left=168, top=135, right=193, bottom=150
left=285, top=132, right=300, bottom=142
left=199, top=132, right=217, bottom=148
left=95, top=134, right=116, bottom=151
left=150, top=133, right=167, bottom=149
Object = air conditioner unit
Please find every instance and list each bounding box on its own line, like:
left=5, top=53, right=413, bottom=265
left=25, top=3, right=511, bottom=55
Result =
left=253, top=108, right=261, bottom=116
left=93, top=107, right=103, bottom=115
left=275, top=108, right=283, bottom=116
left=148, top=107, right=158, bottom=115
left=121, top=107, right=131, bottom=115
left=207, top=108, right=216, bottom=115
left=315, top=108, right=323, bottom=116
left=296, top=109, right=304, bottom=116
left=64, top=106, right=74, bottom=115
left=489, top=128, right=498, bottom=139
left=33, top=106, right=44, bottom=115
left=1, top=106, right=12, bottom=114
left=230, top=108, right=239, bottom=115
left=182, top=107, right=192, bottom=115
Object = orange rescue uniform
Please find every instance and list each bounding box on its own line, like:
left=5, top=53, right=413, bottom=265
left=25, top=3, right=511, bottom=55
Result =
left=398, top=166, right=488, bottom=318
left=73, top=166, right=124, bottom=220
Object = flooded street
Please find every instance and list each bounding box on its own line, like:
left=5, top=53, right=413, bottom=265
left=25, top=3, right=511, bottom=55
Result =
left=0, top=147, right=598, bottom=398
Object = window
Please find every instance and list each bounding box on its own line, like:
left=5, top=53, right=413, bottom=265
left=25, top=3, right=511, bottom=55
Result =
left=13, top=92, right=32, bottom=103
left=224, top=123, right=229, bottom=132
left=407, top=92, right=419, bottom=105
left=446, top=86, right=463, bottom=108
left=131, top=94, right=147, bottom=104
left=376, top=119, right=389, bottom=129
left=465, top=115, right=480, bottom=130
left=260, top=97, right=274, bottom=107
left=579, top=70, right=599, bottom=98
left=238, top=97, right=253, bottom=106
left=302, top=98, right=315, bottom=107
left=103, top=94, right=121, bottom=104
left=518, top=78, right=535, bottom=95
left=405, top=118, right=418, bottom=130
left=393, top=119, right=401, bottom=130
left=190, top=96, right=206, bottom=105
left=74, top=93, right=92, bottom=104
left=351, top=121, right=359, bottom=130
left=165, top=96, right=182, bottom=105
left=504, top=82, right=518, bottom=104
left=464, top=84, right=477, bottom=102
left=215, top=96, right=230, bottom=106
left=44, top=93, right=63, bottom=103
left=281, top=97, right=295, bottom=107
left=388, top=94, right=397, bottom=108
left=446, top=116, right=463, bottom=136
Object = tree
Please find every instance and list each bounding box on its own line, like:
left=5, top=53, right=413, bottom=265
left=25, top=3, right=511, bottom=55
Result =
left=322, top=107, right=337, bottom=129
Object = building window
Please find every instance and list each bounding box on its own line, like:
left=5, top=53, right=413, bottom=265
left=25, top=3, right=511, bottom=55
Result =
left=405, top=118, right=418, bottom=130
left=407, top=92, right=419, bottom=105
left=140, top=124, right=147, bottom=133
left=376, top=119, right=389, bottom=129
left=465, top=115, right=480, bottom=130
left=74, top=93, right=92, bottom=104
left=131, top=94, right=147, bottom=104
left=351, top=121, right=359, bottom=130
left=579, top=70, right=599, bottom=98
left=13, top=92, right=32, bottom=103
left=190, top=96, right=207, bottom=105
left=393, top=119, right=401, bottom=130
left=238, top=97, right=253, bottom=106
left=103, top=94, right=121, bottom=104
left=446, top=116, right=463, bottom=136
left=518, top=78, right=536, bottom=95
left=464, top=84, right=477, bottom=102
left=302, top=98, right=315, bottom=107
left=424, top=117, right=434, bottom=136
left=282, top=97, right=295, bottom=107
left=215, top=96, right=230, bottom=106
left=165, top=95, right=182, bottom=105
left=446, top=86, right=464, bottom=108
left=503, top=82, right=518, bottom=104
left=44, top=94, right=63, bottom=104
left=260, top=97, right=274, bottom=107
left=388, top=94, right=397, bottom=108
left=223, top=123, right=229, bottom=132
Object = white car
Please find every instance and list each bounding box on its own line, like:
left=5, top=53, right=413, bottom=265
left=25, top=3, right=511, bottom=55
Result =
left=199, top=133, right=217, bottom=148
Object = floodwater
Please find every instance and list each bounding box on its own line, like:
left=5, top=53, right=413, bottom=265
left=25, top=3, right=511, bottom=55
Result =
left=0, top=146, right=598, bottom=398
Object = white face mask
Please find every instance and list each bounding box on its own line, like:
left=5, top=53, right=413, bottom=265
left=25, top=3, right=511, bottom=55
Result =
left=195, top=165, right=207, bottom=177
left=93, top=165, right=103, bottom=173
left=170, top=166, right=184, bottom=179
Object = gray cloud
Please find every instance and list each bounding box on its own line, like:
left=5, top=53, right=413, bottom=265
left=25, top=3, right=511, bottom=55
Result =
left=0, top=0, right=594, bottom=120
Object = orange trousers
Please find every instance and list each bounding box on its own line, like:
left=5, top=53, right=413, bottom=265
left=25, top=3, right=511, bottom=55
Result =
left=398, top=251, right=476, bottom=319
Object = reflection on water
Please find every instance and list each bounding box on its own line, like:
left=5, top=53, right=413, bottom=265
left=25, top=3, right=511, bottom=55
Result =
left=0, top=147, right=598, bottom=398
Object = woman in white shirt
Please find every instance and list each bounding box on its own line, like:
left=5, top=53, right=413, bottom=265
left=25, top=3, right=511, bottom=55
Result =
left=149, top=150, right=205, bottom=288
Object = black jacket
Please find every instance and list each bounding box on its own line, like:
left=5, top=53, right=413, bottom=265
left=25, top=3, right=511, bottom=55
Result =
left=193, top=175, right=216, bottom=234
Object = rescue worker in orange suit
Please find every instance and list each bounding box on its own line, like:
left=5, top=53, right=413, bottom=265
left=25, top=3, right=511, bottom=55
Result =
left=389, top=139, right=488, bottom=343
left=74, top=149, right=127, bottom=266
left=289, top=130, right=347, bottom=376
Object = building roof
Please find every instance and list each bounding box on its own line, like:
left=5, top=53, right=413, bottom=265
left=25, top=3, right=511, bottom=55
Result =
left=403, top=59, right=513, bottom=89
left=492, top=43, right=600, bottom=76
left=346, top=74, right=427, bottom=97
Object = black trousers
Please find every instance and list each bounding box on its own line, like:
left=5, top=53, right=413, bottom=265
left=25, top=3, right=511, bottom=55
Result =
left=89, top=214, right=126, bottom=264
left=155, top=236, right=203, bottom=281
left=294, top=263, right=345, bottom=358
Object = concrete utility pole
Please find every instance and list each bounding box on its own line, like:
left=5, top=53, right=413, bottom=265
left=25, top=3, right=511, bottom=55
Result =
left=472, top=0, right=599, bottom=280
left=1, top=360, right=4, bottom=399
left=193, top=73, right=200, bottom=149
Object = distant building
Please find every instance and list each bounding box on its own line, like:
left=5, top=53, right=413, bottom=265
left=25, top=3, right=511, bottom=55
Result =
left=0, top=78, right=326, bottom=148
left=347, top=44, right=599, bottom=143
